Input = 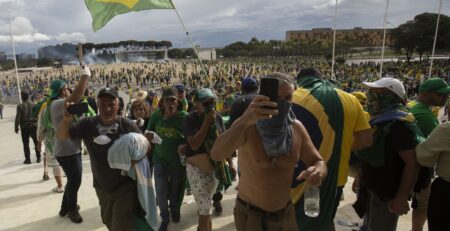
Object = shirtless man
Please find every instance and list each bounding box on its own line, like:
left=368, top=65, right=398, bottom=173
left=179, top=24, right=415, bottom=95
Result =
left=211, top=72, right=327, bottom=230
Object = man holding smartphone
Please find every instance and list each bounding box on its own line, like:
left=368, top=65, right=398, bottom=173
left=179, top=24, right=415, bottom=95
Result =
left=46, top=66, right=91, bottom=223
left=211, top=73, right=327, bottom=231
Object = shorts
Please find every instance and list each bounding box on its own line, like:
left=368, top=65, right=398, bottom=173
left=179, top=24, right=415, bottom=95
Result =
left=186, top=163, right=218, bottom=215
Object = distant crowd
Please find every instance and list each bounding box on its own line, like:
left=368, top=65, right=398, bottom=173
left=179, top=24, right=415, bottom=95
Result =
left=9, top=58, right=450, bottom=231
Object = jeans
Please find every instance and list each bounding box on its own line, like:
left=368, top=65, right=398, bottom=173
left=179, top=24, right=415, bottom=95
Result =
left=154, top=163, right=186, bottom=222
left=21, top=126, right=39, bottom=161
left=57, top=153, right=82, bottom=211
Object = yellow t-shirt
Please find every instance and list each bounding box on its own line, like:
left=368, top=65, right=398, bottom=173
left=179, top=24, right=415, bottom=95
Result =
left=336, top=90, right=371, bottom=186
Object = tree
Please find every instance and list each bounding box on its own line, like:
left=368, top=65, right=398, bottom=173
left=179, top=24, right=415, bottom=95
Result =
left=393, top=21, right=416, bottom=61
left=393, top=13, right=450, bottom=61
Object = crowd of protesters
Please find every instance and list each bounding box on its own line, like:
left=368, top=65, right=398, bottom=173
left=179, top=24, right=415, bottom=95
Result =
left=5, top=57, right=450, bottom=231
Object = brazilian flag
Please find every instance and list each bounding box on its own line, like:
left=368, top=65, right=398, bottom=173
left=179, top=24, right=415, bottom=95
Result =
left=290, top=76, right=344, bottom=231
left=85, top=0, right=174, bottom=31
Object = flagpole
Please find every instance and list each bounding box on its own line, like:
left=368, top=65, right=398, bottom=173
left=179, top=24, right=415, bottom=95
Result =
left=8, top=9, right=21, bottom=103
left=170, top=1, right=208, bottom=81
left=379, top=0, right=390, bottom=79
left=331, top=0, right=338, bottom=80
left=429, top=0, right=443, bottom=79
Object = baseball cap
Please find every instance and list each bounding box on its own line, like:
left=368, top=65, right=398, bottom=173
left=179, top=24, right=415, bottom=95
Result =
left=175, top=84, right=185, bottom=92
left=196, top=88, right=216, bottom=102
left=242, top=77, right=258, bottom=88
left=419, top=78, right=450, bottom=94
left=97, top=87, right=119, bottom=98
left=162, top=86, right=178, bottom=98
left=362, top=77, right=406, bottom=99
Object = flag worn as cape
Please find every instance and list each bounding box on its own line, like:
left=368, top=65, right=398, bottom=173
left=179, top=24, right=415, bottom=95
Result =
left=85, top=0, right=174, bottom=31
left=291, top=76, right=344, bottom=231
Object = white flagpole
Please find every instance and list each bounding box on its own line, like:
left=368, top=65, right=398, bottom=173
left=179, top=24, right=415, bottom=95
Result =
left=331, top=0, right=338, bottom=80
left=170, top=1, right=208, bottom=81
left=8, top=9, right=21, bottom=103
left=379, top=0, right=390, bottom=79
left=429, top=0, right=443, bottom=79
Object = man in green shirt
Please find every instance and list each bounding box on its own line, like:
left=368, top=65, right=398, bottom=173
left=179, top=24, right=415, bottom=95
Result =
left=147, top=86, right=188, bottom=231
left=408, top=78, right=450, bottom=231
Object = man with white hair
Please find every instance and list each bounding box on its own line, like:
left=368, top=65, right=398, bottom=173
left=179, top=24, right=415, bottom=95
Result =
left=355, top=77, right=422, bottom=231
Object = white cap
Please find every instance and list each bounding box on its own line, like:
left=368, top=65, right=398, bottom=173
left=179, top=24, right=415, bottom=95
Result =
left=362, top=77, right=406, bottom=99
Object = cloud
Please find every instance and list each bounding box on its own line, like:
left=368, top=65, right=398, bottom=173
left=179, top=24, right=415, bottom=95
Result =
left=0, top=16, right=85, bottom=44
left=54, top=32, right=86, bottom=43
left=1, top=0, right=450, bottom=53
left=0, top=33, right=50, bottom=43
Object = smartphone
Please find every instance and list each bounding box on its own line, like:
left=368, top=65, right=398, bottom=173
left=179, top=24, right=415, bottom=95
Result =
left=259, top=78, right=279, bottom=102
left=67, top=103, right=89, bottom=115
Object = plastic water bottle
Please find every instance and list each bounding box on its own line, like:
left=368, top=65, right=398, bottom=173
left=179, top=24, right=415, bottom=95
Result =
left=304, top=185, right=320, bottom=217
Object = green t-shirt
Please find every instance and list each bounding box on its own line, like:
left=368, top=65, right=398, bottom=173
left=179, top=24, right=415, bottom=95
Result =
left=180, top=98, right=188, bottom=112
left=147, top=110, right=188, bottom=169
left=410, top=101, right=439, bottom=137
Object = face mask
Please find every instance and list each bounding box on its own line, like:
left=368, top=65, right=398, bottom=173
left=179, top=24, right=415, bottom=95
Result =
left=255, top=98, right=294, bottom=158
left=266, top=99, right=293, bottom=126
left=94, top=123, right=118, bottom=145
left=367, top=91, right=400, bottom=116
left=93, top=135, right=112, bottom=145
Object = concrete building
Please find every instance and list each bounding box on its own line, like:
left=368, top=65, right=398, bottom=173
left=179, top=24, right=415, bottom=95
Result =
left=197, top=48, right=216, bottom=61
left=38, top=43, right=77, bottom=62
left=286, top=27, right=394, bottom=47
left=114, top=48, right=169, bottom=62
left=0, top=52, right=6, bottom=61
left=16, top=53, right=35, bottom=61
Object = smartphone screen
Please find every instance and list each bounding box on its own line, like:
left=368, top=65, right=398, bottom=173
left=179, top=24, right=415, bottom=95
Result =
left=259, top=78, right=279, bottom=102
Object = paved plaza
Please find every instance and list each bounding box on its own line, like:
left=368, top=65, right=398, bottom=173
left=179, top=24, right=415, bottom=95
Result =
left=0, top=104, right=422, bottom=231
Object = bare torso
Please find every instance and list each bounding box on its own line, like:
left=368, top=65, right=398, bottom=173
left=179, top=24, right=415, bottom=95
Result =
left=237, top=122, right=301, bottom=212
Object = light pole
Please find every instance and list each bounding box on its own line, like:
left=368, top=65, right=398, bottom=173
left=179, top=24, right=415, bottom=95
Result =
left=429, top=0, right=443, bottom=79
left=379, top=0, right=390, bottom=79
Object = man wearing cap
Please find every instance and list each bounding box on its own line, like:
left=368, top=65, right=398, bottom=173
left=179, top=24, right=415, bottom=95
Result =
left=290, top=68, right=372, bottom=231
left=57, top=87, right=143, bottom=231
left=407, top=78, right=450, bottom=231
left=356, top=77, right=422, bottom=231
left=146, top=86, right=187, bottom=231
left=183, top=88, right=232, bottom=231
left=175, top=84, right=188, bottom=112
left=45, top=66, right=91, bottom=223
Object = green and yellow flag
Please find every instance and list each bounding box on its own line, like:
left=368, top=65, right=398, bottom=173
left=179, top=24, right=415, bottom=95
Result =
left=85, top=0, right=174, bottom=31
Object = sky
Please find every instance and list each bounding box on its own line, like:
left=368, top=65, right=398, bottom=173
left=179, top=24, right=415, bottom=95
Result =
left=0, top=0, right=449, bottom=55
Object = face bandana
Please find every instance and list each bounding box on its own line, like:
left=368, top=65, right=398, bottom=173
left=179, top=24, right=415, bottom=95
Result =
left=94, top=123, right=118, bottom=145
left=367, top=92, right=401, bottom=116
left=256, top=99, right=295, bottom=161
